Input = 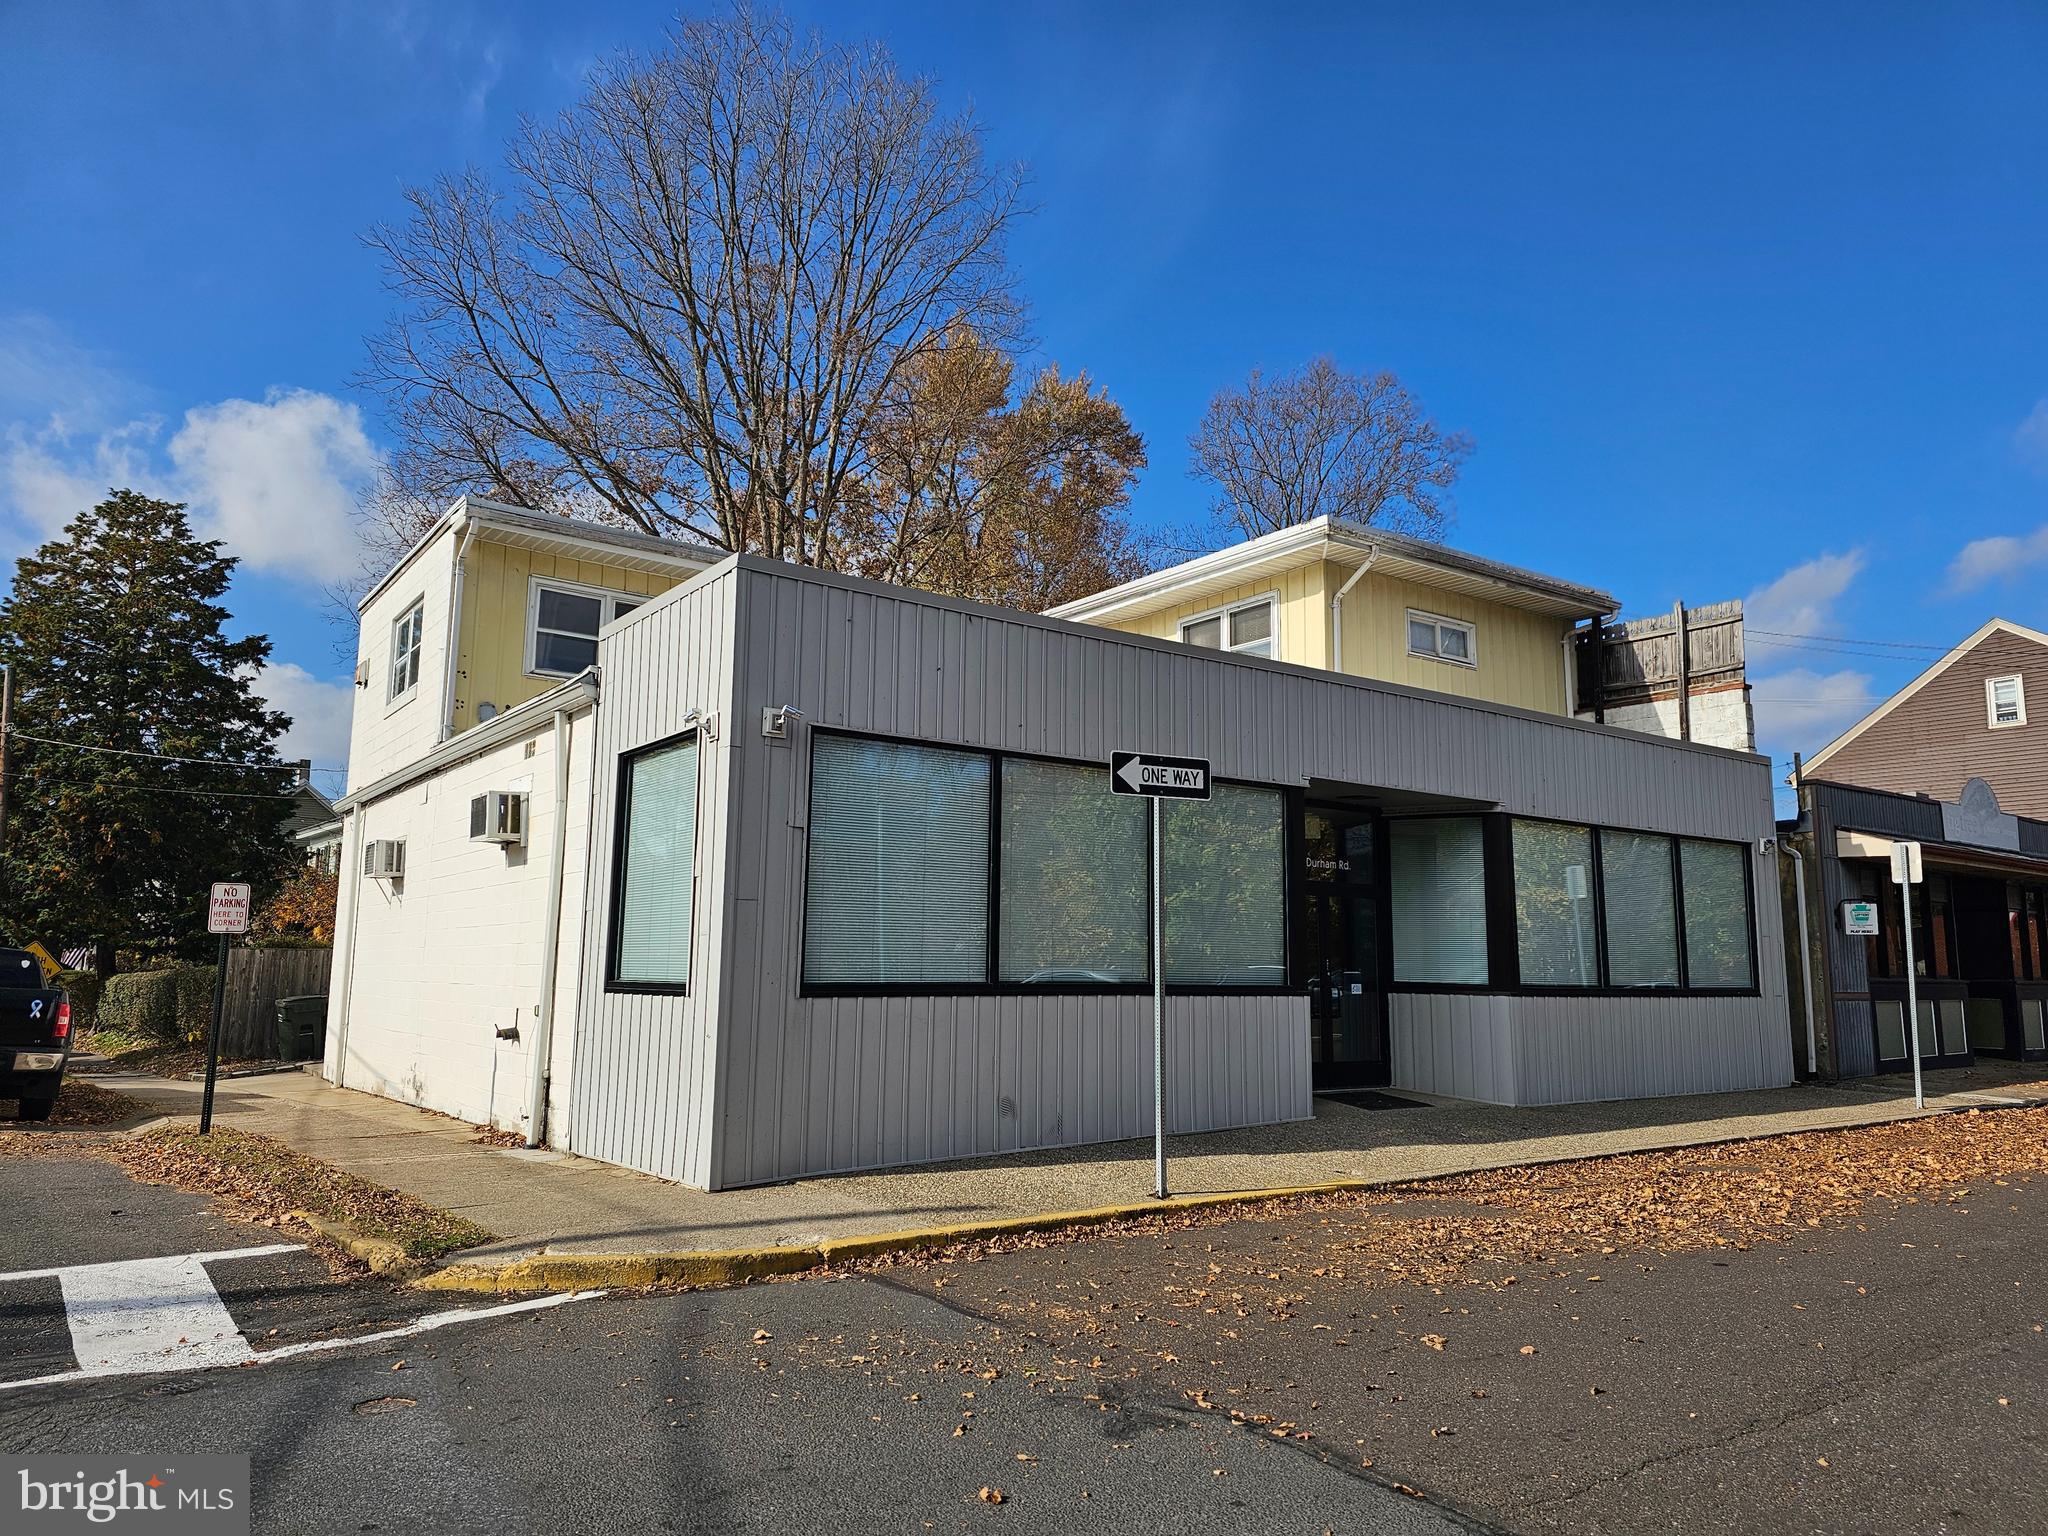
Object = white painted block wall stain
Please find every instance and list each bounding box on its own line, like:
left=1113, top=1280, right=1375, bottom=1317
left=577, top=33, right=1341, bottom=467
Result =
left=1576, top=687, right=1754, bottom=753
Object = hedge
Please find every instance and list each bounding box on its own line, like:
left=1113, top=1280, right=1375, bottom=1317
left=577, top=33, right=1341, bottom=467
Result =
left=99, top=964, right=216, bottom=1044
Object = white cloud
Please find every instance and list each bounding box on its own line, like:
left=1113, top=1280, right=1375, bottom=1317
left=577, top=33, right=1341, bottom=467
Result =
left=1743, top=549, right=1866, bottom=638
left=1943, top=523, right=2048, bottom=594
left=254, top=662, right=356, bottom=771
left=1749, top=666, right=1877, bottom=759
left=168, top=389, right=380, bottom=587
left=0, top=415, right=165, bottom=539
left=2016, top=398, right=2048, bottom=474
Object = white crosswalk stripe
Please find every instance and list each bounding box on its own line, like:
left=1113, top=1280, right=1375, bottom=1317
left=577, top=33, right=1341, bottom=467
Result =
left=0, top=1246, right=600, bottom=1391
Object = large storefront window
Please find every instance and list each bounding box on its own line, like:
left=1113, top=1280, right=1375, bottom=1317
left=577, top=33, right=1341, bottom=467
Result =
left=1600, top=830, right=1680, bottom=987
left=1679, top=838, right=1753, bottom=988
left=999, top=759, right=1148, bottom=983
left=800, top=734, right=1287, bottom=991
left=1164, top=784, right=1287, bottom=986
left=1389, top=817, right=1489, bottom=984
left=1511, top=820, right=1598, bottom=987
left=803, top=736, right=991, bottom=984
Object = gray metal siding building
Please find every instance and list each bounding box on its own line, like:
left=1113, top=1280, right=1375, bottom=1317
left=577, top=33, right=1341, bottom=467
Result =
left=573, top=557, right=1792, bottom=1190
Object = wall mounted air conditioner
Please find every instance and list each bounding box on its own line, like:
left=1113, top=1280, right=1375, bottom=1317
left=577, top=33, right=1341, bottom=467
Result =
left=364, top=839, right=407, bottom=880
left=470, top=791, right=527, bottom=846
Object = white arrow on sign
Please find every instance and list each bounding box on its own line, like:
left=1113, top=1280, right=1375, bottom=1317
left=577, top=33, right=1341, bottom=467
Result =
left=1110, top=751, right=1210, bottom=799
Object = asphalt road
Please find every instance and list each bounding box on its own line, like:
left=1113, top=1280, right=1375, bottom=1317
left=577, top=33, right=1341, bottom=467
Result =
left=1, top=1150, right=2043, bottom=1534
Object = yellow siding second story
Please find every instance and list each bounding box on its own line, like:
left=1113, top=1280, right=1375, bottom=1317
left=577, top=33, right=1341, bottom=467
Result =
left=347, top=497, right=718, bottom=792
left=1046, top=519, right=1616, bottom=717
left=453, top=539, right=684, bottom=734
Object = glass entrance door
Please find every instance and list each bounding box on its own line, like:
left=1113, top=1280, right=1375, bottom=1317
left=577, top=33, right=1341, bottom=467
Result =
left=1302, top=809, right=1389, bottom=1089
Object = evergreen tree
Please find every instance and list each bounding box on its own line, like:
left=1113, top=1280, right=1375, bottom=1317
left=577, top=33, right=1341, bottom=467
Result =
left=0, top=490, right=298, bottom=974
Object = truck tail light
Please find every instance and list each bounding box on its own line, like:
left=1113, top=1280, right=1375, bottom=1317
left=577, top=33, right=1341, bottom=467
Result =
left=54, top=1001, right=71, bottom=1040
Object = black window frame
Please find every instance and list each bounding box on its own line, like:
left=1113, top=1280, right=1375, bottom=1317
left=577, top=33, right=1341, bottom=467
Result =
left=1469, top=813, right=1759, bottom=998
left=797, top=727, right=1298, bottom=999
left=604, top=726, right=704, bottom=997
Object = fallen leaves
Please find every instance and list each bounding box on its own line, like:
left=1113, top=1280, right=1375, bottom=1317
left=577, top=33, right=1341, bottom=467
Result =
left=976, top=1486, right=1004, bottom=1505
left=1419, top=1334, right=1447, bottom=1351
left=97, top=1126, right=491, bottom=1260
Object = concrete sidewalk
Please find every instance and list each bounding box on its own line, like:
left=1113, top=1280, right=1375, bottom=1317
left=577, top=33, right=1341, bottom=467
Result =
left=85, top=1061, right=2048, bottom=1266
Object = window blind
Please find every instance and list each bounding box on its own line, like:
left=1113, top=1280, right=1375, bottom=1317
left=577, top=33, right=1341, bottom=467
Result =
left=613, top=737, right=700, bottom=986
left=1163, top=784, right=1286, bottom=986
left=1388, top=817, right=1489, bottom=984
left=803, top=736, right=990, bottom=984
left=1601, top=830, right=1679, bottom=987
left=998, top=759, right=1147, bottom=982
left=1511, top=820, right=1598, bottom=987
left=1678, top=838, right=1751, bottom=987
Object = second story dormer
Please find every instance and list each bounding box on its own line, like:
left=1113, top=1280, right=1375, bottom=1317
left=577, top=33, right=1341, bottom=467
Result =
left=347, top=497, right=719, bottom=791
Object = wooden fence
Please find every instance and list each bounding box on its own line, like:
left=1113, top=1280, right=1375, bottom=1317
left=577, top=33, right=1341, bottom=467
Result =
left=218, top=946, right=332, bottom=1058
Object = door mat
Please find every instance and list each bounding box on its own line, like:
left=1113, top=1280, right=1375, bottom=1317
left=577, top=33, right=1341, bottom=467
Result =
left=1317, top=1089, right=1427, bottom=1111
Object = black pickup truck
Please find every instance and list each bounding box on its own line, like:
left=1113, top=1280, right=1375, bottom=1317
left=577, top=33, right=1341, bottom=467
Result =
left=0, top=949, right=70, bottom=1121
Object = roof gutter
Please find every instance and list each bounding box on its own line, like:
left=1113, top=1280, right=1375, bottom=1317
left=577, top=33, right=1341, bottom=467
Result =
left=336, top=670, right=599, bottom=813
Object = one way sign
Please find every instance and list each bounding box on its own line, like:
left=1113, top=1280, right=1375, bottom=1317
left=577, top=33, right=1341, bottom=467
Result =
left=1110, top=751, right=1211, bottom=800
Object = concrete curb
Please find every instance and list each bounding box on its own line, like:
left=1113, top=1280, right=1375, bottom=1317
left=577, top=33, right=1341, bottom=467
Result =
left=408, top=1092, right=2048, bottom=1297
left=291, top=1211, right=422, bottom=1279
left=413, top=1181, right=1373, bottom=1295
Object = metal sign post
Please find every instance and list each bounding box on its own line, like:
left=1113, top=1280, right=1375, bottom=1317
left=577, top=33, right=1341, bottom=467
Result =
left=201, top=881, right=252, bottom=1134
left=1110, top=752, right=1211, bottom=1199
left=1892, top=842, right=1924, bottom=1110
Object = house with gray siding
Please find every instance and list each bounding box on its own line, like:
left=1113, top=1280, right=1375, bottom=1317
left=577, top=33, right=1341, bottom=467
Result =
left=327, top=535, right=1793, bottom=1191
left=1799, top=618, right=2048, bottom=818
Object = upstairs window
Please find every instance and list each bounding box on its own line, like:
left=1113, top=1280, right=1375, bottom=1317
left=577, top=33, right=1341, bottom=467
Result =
left=1987, top=674, right=2026, bottom=729
left=388, top=600, right=424, bottom=702
left=1180, top=596, right=1276, bottom=658
left=1406, top=609, right=1476, bottom=667
left=528, top=578, right=646, bottom=677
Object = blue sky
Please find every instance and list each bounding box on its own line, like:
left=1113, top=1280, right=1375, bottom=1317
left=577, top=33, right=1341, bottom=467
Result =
left=3, top=2, right=2045, bottom=804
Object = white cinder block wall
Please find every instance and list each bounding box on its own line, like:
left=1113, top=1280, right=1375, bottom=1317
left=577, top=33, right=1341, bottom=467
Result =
left=326, top=711, right=593, bottom=1141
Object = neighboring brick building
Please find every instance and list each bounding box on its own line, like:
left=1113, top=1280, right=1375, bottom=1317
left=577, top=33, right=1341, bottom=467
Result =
left=1800, top=619, right=2048, bottom=819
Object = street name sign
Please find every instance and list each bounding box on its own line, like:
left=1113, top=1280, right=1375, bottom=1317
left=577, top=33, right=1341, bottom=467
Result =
left=1110, top=751, right=1211, bottom=800
left=207, top=882, right=252, bottom=936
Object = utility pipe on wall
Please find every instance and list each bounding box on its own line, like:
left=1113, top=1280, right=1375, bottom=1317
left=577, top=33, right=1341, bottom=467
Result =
left=1790, top=845, right=1817, bottom=1075
left=437, top=519, right=478, bottom=744
left=329, top=807, right=366, bottom=1089
left=1327, top=548, right=1376, bottom=672
left=524, top=707, right=573, bottom=1148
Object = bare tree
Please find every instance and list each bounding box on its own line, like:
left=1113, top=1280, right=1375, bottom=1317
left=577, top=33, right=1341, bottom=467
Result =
left=360, top=6, right=1026, bottom=565
left=1186, top=356, right=1472, bottom=546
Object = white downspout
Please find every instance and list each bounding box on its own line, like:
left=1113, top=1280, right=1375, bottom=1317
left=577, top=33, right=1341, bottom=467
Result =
left=438, top=520, right=477, bottom=745
left=1562, top=627, right=1580, bottom=718
left=1790, top=845, right=1818, bottom=1075
left=329, top=806, right=365, bottom=1088
left=524, top=707, right=573, bottom=1147
left=1328, top=548, right=1376, bottom=673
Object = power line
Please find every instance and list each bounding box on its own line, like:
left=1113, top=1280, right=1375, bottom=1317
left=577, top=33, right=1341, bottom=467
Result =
left=1746, top=629, right=1953, bottom=653
left=34, top=776, right=304, bottom=803
left=6, top=728, right=344, bottom=776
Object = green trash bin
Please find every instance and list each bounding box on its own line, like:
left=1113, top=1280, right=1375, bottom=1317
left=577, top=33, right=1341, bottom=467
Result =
left=275, top=995, right=328, bottom=1062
